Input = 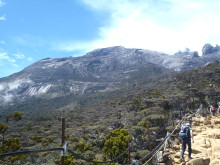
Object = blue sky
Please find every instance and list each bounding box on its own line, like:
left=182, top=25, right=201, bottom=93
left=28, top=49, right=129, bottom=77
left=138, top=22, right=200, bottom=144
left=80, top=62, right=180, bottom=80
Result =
left=1, top=0, right=220, bottom=78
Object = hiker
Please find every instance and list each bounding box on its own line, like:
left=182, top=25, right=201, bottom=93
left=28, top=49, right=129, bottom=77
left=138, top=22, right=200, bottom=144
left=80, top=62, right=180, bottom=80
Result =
left=217, top=102, right=220, bottom=114
left=179, top=122, right=193, bottom=160
left=209, top=105, right=217, bottom=116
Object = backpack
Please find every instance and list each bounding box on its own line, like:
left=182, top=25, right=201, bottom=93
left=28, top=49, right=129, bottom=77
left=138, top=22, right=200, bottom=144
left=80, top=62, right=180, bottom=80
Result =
left=211, top=107, right=216, bottom=112
left=179, top=125, right=190, bottom=139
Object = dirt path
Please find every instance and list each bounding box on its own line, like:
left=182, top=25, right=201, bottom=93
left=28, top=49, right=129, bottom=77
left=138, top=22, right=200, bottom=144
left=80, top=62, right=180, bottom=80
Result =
left=168, top=115, right=220, bottom=165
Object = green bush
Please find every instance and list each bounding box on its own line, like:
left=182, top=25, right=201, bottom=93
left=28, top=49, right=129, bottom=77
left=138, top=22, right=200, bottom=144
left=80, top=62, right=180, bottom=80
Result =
left=30, top=136, right=43, bottom=143
left=103, top=128, right=131, bottom=164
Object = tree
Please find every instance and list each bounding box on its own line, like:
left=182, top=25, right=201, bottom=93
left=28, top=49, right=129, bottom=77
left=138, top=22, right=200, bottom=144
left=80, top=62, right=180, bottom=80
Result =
left=0, top=111, right=24, bottom=164
left=0, top=122, right=9, bottom=137
left=0, top=137, right=25, bottom=164
left=0, top=111, right=23, bottom=144
left=103, top=128, right=131, bottom=164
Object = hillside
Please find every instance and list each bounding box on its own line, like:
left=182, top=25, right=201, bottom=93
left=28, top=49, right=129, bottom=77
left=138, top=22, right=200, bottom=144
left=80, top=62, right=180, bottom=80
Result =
left=0, top=46, right=170, bottom=106
left=0, top=44, right=219, bottom=107
left=0, top=49, right=219, bottom=164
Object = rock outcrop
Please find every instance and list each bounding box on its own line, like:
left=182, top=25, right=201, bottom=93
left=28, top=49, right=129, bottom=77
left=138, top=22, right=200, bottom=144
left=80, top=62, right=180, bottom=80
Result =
left=174, top=48, right=199, bottom=58
left=202, top=43, right=220, bottom=55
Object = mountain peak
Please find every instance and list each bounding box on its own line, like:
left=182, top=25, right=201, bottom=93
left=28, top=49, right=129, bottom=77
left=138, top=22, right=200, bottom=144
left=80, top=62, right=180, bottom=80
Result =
left=202, top=43, right=220, bottom=55
left=173, top=48, right=199, bottom=58
left=85, top=46, right=126, bottom=57
left=0, top=45, right=219, bottom=105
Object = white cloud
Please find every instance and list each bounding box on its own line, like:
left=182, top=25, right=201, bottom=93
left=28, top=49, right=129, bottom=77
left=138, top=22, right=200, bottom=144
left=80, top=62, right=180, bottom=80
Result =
left=13, top=52, right=33, bottom=62
left=0, top=51, right=17, bottom=66
left=13, top=53, right=25, bottom=59
left=66, top=0, right=220, bottom=54
left=0, top=0, right=5, bottom=7
left=0, top=1, right=7, bottom=21
left=0, top=15, right=6, bottom=21
left=0, top=41, right=6, bottom=44
left=0, top=50, right=33, bottom=73
left=0, top=51, right=8, bottom=60
left=7, top=58, right=16, bottom=63
left=11, top=63, right=19, bottom=67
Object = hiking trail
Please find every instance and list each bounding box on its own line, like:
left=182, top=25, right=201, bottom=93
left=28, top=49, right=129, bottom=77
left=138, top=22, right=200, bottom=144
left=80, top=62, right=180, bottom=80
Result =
left=168, top=115, right=220, bottom=165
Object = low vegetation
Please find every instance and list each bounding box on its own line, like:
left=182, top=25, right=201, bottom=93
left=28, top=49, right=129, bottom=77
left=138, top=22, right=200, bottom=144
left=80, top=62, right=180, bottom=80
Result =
left=0, top=61, right=219, bottom=164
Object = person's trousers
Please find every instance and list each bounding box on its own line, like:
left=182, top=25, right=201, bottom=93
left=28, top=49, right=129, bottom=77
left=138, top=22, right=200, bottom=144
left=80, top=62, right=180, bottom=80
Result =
left=181, top=138, right=192, bottom=158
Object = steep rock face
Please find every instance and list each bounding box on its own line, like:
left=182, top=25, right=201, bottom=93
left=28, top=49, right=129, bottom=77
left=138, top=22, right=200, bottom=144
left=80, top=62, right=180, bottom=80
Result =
left=0, top=45, right=219, bottom=105
left=202, top=43, right=220, bottom=55
left=202, top=44, right=214, bottom=55
left=0, top=47, right=168, bottom=105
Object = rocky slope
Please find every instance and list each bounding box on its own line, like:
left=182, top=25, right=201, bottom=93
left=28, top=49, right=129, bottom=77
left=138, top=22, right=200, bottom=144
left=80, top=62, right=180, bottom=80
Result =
left=168, top=115, right=220, bottom=165
left=0, top=44, right=219, bottom=106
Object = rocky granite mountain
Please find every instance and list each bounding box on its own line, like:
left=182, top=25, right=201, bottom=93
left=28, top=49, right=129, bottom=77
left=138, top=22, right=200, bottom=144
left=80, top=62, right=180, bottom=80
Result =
left=0, top=44, right=219, bottom=106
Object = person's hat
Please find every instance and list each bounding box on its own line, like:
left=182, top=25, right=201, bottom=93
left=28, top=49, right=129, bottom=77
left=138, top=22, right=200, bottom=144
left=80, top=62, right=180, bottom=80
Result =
left=185, top=123, right=190, bottom=126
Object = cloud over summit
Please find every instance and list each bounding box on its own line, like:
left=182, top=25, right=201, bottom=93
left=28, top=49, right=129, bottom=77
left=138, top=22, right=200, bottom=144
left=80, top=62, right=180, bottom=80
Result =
left=65, top=0, right=220, bottom=54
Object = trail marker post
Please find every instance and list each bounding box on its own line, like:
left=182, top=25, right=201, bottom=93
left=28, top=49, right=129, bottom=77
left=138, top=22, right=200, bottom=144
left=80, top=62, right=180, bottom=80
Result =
left=61, top=117, right=65, bottom=165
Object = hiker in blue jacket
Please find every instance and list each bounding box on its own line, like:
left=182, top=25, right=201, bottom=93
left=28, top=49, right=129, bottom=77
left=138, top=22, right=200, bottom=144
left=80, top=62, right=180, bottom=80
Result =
left=217, top=102, right=220, bottom=114
left=180, top=122, right=194, bottom=160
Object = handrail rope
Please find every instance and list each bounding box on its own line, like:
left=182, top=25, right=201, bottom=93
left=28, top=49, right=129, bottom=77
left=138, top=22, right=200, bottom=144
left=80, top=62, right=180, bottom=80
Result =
left=133, top=107, right=176, bottom=151
left=0, top=147, right=63, bottom=158
left=134, top=114, right=190, bottom=164
left=133, top=127, right=164, bottom=151
left=134, top=100, right=192, bottom=152
left=68, top=145, right=132, bottom=163
left=66, top=108, right=179, bottom=163
left=137, top=135, right=169, bottom=163
left=137, top=124, right=181, bottom=164
left=143, top=138, right=168, bottom=165
left=66, top=104, right=197, bottom=164
left=140, top=110, right=197, bottom=164
left=69, top=127, right=165, bottom=164
left=143, top=112, right=197, bottom=164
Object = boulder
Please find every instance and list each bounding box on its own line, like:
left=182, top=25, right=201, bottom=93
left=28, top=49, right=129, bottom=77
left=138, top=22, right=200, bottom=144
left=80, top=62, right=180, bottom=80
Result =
left=174, top=152, right=181, bottom=158
left=172, top=144, right=180, bottom=150
left=207, top=130, right=220, bottom=139
left=205, top=139, right=211, bottom=148
left=203, top=120, right=211, bottom=125
left=192, top=147, right=203, bottom=154
left=206, top=148, right=212, bottom=157
left=212, top=145, right=220, bottom=158
left=213, top=119, right=220, bottom=124
left=210, top=159, right=220, bottom=165
left=186, top=158, right=210, bottom=165
left=192, top=121, right=200, bottom=126
left=193, top=127, right=202, bottom=134
left=202, top=43, right=214, bottom=55
left=173, top=158, right=182, bottom=164
left=214, top=133, right=220, bottom=139
left=155, top=151, right=169, bottom=163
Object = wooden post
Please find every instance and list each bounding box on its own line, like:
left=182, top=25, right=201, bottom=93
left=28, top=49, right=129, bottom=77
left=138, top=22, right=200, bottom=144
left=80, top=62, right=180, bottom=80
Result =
left=147, top=127, right=152, bottom=151
left=127, top=141, right=131, bottom=164
left=163, top=132, right=170, bottom=152
left=171, top=109, right=174, bottom=127
left=61, top=117, right=65, bottom=165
